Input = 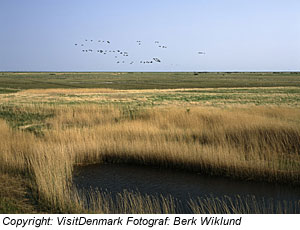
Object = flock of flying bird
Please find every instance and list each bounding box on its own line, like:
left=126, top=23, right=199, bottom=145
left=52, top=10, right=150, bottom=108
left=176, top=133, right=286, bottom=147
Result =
left=74, top=39, right=205, bottom=65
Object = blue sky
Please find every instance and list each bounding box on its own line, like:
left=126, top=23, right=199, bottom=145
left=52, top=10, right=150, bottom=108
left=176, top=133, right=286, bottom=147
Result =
left=0, top=0, right=299, bottom=71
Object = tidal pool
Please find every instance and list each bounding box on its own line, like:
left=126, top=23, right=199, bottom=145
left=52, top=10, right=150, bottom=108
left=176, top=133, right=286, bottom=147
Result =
left=73, top=163, right=300, bottom=213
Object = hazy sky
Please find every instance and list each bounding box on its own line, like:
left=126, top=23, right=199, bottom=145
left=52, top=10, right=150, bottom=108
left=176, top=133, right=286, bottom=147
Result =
left=1, top=0, right=299, bottom=71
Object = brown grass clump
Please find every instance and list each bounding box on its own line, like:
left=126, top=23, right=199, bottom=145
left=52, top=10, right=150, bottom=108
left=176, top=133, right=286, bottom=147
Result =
left=79, top=189, right=177, bottom=214
left=0, top=173, right=40, bottom=213
left=1, top=105, right=300, bottom=213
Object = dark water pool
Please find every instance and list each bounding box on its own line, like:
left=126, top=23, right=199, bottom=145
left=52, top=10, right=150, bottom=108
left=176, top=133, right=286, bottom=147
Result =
left=73, top=163, right=300, bottom=213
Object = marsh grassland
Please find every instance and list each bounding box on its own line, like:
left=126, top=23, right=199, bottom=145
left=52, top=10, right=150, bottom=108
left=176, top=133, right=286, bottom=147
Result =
left=0, top=72, right=300, bottom=213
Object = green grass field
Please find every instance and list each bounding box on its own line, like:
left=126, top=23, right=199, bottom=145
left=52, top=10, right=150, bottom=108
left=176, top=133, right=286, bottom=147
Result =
left=1, top=72, right=300, bottom=108
left=1, top=72, right=300, bottom=89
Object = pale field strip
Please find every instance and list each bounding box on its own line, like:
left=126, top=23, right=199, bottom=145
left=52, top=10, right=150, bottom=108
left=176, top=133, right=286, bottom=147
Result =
left=17, top=86, right=300, bottom=94
left=0, top=87, right=299, bottom=107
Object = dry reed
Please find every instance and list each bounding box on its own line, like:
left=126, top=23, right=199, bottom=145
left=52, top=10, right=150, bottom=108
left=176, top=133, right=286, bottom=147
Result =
left=1, top=105, right=300, bottom=213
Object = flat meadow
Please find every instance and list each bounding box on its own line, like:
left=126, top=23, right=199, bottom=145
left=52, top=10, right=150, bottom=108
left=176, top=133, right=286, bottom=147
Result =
left=0, top=72, right=300, bottom=213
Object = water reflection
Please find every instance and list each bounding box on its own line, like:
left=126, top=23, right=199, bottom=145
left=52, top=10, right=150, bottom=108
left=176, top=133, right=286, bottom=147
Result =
left=73, top=163, right=300, bottom=213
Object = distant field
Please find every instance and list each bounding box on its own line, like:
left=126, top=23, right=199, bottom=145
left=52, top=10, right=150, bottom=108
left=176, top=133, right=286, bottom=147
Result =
left=1, top=72, right=300, bottom=107
left=1, top=72, right=300, bottom=90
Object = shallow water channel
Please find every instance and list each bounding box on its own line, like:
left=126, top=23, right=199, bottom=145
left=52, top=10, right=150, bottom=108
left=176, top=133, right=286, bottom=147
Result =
left=73, top=163, right=300, bottom=213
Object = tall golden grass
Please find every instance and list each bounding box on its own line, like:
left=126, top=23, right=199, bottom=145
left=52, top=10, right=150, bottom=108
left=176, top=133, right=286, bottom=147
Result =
left=189, top=195, right=300, bottom=214
left=1, top=104, right=300, bottom=213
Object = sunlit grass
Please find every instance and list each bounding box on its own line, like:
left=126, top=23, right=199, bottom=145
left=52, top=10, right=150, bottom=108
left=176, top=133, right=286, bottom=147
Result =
left=1, top=104, right=300, bottom=213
